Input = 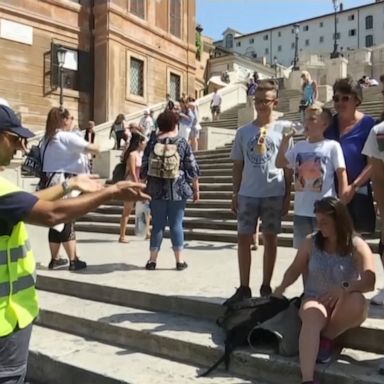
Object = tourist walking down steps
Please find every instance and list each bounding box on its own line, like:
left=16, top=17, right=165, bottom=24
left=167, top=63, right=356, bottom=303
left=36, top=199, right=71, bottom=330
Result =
left=0, top=104, right=149, bottom=384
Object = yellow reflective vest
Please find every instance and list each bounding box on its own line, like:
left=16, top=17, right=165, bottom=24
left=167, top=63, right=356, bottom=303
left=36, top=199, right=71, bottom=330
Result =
left=0, top=176, right=38, bottom=336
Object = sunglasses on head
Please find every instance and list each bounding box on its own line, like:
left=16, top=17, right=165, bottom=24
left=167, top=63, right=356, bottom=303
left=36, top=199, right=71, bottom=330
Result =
left=333, top=95, right=353, bottom=103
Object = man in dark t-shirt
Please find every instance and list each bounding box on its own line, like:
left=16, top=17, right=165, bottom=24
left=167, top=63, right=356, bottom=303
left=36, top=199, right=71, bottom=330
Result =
left=0, top=105, right=150, bottom=383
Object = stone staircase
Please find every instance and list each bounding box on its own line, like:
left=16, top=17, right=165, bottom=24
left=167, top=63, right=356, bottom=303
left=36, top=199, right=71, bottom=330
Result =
left=75, top=143, right=381, bottom=252
left=283, top=86, right=383, bottom=121
left=75, top=84, right=383, bottom=250
left=26, top=225, right=384, bottom=383
left=200, top=104, right=245, bottom=130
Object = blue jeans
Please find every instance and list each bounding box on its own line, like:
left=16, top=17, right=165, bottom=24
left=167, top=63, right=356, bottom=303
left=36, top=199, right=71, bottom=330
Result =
left=150, top=200, right=187, bottom=252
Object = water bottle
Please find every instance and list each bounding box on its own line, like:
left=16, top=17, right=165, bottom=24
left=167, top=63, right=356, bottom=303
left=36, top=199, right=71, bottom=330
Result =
left=135, top=201, right=150, bottom=238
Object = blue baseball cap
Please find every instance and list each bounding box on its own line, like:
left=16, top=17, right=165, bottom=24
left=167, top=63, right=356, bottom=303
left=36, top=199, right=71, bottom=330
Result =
left=0, top=105, right=34, bottom=138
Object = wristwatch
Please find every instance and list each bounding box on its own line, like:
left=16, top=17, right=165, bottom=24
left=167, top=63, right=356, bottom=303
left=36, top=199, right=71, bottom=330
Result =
left=342, top=281, right=350, bottom=290
left=61, top=180, right=71, bottom=194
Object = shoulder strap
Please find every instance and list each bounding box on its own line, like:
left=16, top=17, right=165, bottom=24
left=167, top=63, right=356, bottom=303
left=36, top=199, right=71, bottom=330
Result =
left=40, top=139, right=51, bottom=168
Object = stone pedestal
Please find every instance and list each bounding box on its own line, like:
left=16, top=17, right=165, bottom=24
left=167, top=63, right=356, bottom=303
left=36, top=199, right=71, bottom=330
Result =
left=325, top=57, right=348, bottom=86
left=317, top=85, right=333, bottom=103
left=238, top=104, right=256, bottom=127
left=199, top=127, right=236, bottom=151
left=285, top=70, right=303, bottom=90
left=92, top=150, right=122, bottom=179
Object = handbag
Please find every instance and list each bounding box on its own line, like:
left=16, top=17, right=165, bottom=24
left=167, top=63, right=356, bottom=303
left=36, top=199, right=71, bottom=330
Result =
left=112, top=162, right=126, bottom=183
left=22, top=140, right=49, bottom=177
left=347, top=185, right=376, bottom=234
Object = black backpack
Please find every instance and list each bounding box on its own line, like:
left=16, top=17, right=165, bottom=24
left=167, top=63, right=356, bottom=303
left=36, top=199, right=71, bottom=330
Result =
left=199, top=296, right=301, bottom=377
left=111, top=162, right=126, bottom=183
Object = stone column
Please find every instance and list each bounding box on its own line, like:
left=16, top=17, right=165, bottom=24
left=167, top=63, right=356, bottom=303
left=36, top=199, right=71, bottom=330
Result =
left=324, top=57, right=348, bottom=86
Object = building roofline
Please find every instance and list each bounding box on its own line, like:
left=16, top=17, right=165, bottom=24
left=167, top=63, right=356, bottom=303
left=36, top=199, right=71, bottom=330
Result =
left=214, top=1, right=380, bottom=42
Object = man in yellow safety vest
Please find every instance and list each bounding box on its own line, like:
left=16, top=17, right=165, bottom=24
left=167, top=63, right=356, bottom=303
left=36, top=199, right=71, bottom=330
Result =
left=0, top=104, right=149, bottom=383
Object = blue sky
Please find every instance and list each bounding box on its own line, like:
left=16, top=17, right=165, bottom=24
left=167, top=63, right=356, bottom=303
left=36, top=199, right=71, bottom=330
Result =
left=196, top=0, right=372, bottom=41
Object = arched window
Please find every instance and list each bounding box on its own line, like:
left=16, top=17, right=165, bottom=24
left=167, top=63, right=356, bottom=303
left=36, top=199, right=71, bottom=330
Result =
left=365, top=35, right=373, bottom=47
left=225, top=34, right=233, bottom=49
left=365, top=15, right=373, bottom=30
left=170, top=0, right=182, bottom=38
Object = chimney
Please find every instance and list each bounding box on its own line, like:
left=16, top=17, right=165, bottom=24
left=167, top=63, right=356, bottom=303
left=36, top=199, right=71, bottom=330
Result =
left=340, top=2, right=343, bottom=11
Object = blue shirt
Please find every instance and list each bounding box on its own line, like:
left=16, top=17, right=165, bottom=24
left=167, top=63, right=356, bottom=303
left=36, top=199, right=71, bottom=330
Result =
left=140, top=137, right=200, bottom=201
left=0, top=191, right=38, bottom=236
left=325, top=115, right=375, bottom=185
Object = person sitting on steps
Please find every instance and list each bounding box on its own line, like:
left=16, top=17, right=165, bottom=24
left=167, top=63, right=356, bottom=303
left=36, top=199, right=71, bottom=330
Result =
left=274, top=197, right=375, bottom=384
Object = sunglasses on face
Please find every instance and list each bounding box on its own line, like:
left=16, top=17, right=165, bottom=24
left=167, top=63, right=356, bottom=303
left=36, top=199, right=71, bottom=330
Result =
left=254, top=98, right=276, bottom=106
left=333, top=95, right=353, bottom=103
left=2, top=131, right=21, bottom=143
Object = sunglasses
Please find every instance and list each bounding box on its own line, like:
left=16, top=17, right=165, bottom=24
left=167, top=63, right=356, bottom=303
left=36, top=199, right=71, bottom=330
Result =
left=254, top=98, right=276, bottom=106
left=3, top=131, right=21, bottom=141
left=333, top=95, right=353, bottom=103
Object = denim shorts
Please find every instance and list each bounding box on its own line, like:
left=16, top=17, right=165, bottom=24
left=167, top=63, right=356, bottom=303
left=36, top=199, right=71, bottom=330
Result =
left=237, top=195, right=283, bottom=235
left=293, top=215, right=317, bottom=249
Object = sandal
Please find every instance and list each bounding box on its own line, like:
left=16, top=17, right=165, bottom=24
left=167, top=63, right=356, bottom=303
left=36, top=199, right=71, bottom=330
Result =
left=118, top=238, right=130, bottom=243
left=145, top=261, right=156, bottom=270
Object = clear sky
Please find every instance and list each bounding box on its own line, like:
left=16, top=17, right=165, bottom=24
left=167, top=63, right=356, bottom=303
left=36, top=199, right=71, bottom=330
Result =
left=196, top=0, right=373, bottom=41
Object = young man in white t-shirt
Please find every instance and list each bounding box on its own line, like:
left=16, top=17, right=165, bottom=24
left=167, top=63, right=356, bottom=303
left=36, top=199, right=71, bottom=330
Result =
left=210, top=89, right=222, bottom=121
left=226, top=80, right=293, bottom=305
left=361, top=74, right=384, bottom=374
left=362, top=74, right=384, bottom=308
left=276, top=104, right=348, bottom=249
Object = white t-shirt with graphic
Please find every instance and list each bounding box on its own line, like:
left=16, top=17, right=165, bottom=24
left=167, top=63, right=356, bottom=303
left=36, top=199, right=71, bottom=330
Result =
left=362, top=121, right=384, bottom=161
left=285, top=139, right=345, bottom=217
left=231, top=121, right=290, bottom=198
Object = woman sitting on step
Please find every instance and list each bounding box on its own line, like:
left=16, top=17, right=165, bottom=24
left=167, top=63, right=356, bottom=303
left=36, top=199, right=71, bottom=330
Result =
left=274, top=197, right=375, bottom=384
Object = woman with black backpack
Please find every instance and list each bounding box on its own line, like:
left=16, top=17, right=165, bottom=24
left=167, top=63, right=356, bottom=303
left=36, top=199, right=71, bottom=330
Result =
left=140, top=111, right=200, bottom=271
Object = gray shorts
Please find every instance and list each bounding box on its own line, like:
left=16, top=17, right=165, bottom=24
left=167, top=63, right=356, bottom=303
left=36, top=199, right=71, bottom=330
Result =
left=237, top=195, right=283, bottom=235
left=293, top=215, right=317, bottom=249
left=0, top=324, right=32, bottom=382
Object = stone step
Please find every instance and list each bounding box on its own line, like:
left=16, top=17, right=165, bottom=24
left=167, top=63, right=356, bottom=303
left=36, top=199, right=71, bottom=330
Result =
left=198, top=162, right=233, bottom=169
left=74, top=221, right=380, bottom=252
left=79, top=213, right=295, bottom=233
left=28, top=326, right=254, bottom=384
left=201, top=169, right=232, bottom=176
left=34, top=289, right=384, bottom=384
left=199, top=176, right=233, bottom=183
left=199, top=183, right=232, bottom=191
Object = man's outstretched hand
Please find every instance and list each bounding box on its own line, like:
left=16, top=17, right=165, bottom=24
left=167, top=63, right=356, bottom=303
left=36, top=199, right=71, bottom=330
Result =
left=70, top=174, right=103, bottom=194
left=112, top=181, right=151, bottom=202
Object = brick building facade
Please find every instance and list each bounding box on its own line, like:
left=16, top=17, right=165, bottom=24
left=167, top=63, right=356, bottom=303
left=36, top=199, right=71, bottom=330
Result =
left=0, top=0, right=196, bottom=132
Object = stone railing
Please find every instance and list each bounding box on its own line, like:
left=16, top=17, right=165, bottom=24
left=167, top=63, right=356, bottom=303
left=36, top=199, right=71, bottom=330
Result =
left=29, top=83, right=247, bottom=153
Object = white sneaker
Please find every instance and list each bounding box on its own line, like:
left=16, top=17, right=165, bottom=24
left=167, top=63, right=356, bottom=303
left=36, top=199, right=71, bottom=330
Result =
left=371, top=289, right=384, bottom=305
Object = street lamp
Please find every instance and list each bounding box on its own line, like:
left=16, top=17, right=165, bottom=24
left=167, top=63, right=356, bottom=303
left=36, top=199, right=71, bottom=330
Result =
left=273, top=56, right=278, bottom=78
left=330, top=0, right=341, bottom=59
left=293, top=24, right=300, bottom=71
left=57, top=46, right=67, bottom=110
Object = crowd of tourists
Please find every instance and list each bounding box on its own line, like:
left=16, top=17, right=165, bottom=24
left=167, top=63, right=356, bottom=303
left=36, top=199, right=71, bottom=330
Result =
left=1, top=72, right=384, bottom=383
left=229, top=75, right=384, bottom=383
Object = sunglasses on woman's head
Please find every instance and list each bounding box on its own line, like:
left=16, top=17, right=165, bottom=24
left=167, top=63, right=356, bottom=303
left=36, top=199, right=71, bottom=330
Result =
left=333, top=95, right=353, bottom=103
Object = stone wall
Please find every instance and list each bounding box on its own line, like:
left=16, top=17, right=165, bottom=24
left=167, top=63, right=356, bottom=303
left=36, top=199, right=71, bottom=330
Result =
left=0, top=0, right=91, bottom=131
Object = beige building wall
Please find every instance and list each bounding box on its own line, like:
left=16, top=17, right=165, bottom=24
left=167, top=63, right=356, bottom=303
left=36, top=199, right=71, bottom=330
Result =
left=0, top=0, right=91, bottom=131
left=0, top=0, right=196, bottom=131
left=95, top=0, right=197, bottom=123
